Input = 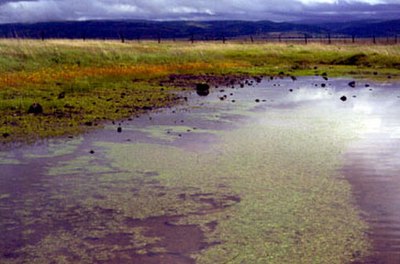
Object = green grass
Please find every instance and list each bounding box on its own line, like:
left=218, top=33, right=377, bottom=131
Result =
left=0, top=39, right=399, bottom=145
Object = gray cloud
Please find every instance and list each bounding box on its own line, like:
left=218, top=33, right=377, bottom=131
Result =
left=0, top=0, right=399, bottom=23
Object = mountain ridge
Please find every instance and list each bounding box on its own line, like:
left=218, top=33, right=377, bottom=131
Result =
left=0, top=19, right=399, bottom=40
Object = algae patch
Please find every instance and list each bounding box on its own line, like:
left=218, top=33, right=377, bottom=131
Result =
left=92, top=105, right=370, bottom=263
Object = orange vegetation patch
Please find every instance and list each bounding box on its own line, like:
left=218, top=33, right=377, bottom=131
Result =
left=0, top=61, right=248, bottom=88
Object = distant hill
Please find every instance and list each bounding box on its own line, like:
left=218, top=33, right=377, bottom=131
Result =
left=320, top=20, right=400, bottom=37
left=0, top=20, right=399, bottom=40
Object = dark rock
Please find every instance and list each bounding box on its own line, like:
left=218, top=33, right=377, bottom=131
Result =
left=388, top=75, right=392, bottom=79
left=84, top=121, right=93, bottom=126
left=57, top=92, right=65, bottom=99
left=28, top=103, right=43, bottom=115
left=89, top=150, right=95, bottom=154
left=321, top=83, right=326, bottom=88
left=255, top=99, right=260, bottom=103
left=365, top=84, right=370, bottom=87
left=289, top=89, right=293, bottom=92
left=321, top=72, right=328, bottom=77
left=290, top=76, right=297, bottom=81
left=373, top=71, right=378, bottom=75
left=340, top=96, right=347, bottom=101
left=323, top=76, right=328, bottom=81
left=195, top=83, right=210, bottom=96
left=348, top=81, right=356, bottom=88
left=2, top=133, right=10, bottom=138
left=254, top=77, right=262, bottom=83
left=117, top=127, right=122, bottom=133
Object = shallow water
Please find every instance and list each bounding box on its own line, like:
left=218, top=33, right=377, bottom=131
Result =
left=0, top=77, right=399, bottom=263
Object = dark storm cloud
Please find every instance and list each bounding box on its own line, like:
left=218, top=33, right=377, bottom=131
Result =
left=0, top=0, right=399, bottom=23
left=293, top=1, right=400, bottom=22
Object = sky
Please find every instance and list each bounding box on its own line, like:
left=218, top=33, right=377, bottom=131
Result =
left=0, top=0, right=399, bottom=24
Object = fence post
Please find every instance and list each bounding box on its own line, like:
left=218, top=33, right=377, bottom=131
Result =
left=222, top=34, right=226, bottom=44
left=190, top=33, right=194, bottom=44
left=352, top=35, right=355, bottom=44
left=328, top=33, right=331, bottom=44
left=118, top=31, right=125, bottom=43
left=304, top=34, right=308, bottom=45
left=157, top=32, right=161, bottom=44
left=250, top=36, right=254, bottom=43
left=373, top=35, right=376, bottom=44
left=395, top=35, right=398, bottom=44
left=40, top=31, right=45, bottom=41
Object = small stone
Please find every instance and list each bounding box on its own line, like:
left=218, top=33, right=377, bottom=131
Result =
left=255, top=99, right=260, bottom=103
left=28, top=103, right=43, bottom=115
left=348, top=81, right=356, bottom=88
left=117, top=127, right=122, bottom=133
left=89, top=150, right=95, bottom=154
left=2, top=133, right=10, bottom=138
left=340, top=96, right=347, bottom=101
left=195, top=83, right=210, bottom=96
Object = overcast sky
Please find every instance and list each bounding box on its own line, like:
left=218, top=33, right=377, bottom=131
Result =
left=0, top=0, right=399, bottom=24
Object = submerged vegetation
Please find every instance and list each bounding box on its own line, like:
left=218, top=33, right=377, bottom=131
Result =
left=0, top=39, right=399, bottom=145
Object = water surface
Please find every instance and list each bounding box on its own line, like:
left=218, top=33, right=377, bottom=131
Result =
left=1, top=77, right=399, bottom=263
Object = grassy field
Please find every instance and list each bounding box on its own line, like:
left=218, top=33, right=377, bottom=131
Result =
left=0, top=39, right=399, bottom=145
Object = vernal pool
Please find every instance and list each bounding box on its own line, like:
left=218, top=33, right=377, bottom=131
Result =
left=1, top=77, right=399, bottom=263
